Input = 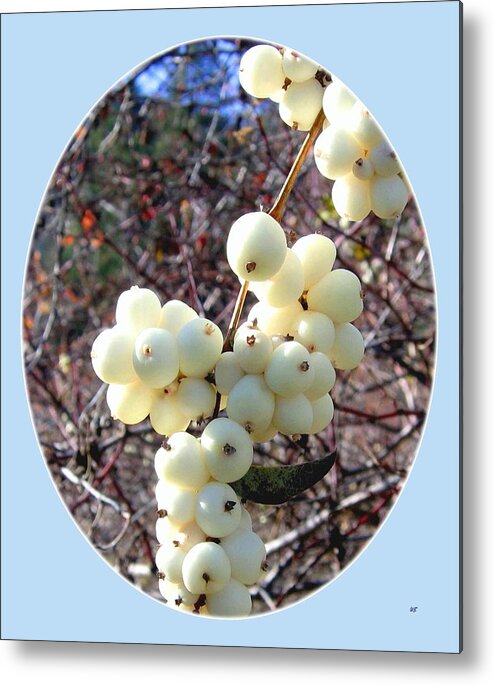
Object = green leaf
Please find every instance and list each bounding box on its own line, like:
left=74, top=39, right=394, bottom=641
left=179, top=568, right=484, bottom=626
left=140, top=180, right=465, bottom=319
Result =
left=229, top=452, right=336, bottom=505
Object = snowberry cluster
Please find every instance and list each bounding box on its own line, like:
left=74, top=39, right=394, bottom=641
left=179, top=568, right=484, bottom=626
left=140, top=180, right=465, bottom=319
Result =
left=88, top=46, right=372, bottom=618
left=90, top=212, right=364, bottom=616
left=223, top=212, right=364, bottom=441
left=239, top=44, right=329, bottom=131
left=154, top=419, right=266, bottom=617
left=238, top=44, right=408, bottom=222
left=90, top=287, right=222, bottom=435
left=314, top=78, right=408, bottom=221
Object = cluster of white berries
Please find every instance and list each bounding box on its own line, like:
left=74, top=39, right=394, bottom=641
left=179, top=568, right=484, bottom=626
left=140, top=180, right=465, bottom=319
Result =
left=88, top=46, right=371, bottom=618
left=239, top=44, right=328, bottom=132
left=90, top=288, right=223, bottom=435
left=90, top=209, right=364, bottom=616
left=314, top=78, right=409, bottom=221
left=223, top=212, right=364, bottom=440
left=238, top=44, right=409, bottom=222
left=154, top=419, right=266, bottom=617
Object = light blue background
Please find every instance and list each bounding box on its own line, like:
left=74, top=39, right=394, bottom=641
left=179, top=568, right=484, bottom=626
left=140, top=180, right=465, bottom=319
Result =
left=1, top=2, right=460, bottom=652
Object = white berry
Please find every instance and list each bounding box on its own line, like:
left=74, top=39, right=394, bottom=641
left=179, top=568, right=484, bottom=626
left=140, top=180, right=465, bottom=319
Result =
left=177, top=318, right=223, bottom=378
left=90, top=326, right=137, bottom=385
left=307, top=268, right=363, bottom=324
left=329, top=323, right=365, bottom=370
left=291, top=233, right=336, bottom=290
left=221, top=529, right=266, bottom=585
left=369, top=174, right=408, bottom=219
left=226, top=374, right=275, bottom=434
left=149, top=389, right=190, bottom=436
left=106, top=380, right=153, bottom=425
left=233, top=325, right=273, bottom=375
left=264, top=341, right=315, bottom=398
left=206, top=579, right=252, bottom=617
left=309, top=394, right=335, bottom=434
left=249, top=248, right=304, bottom=308
left=115, top=285, right=161, bottom=336
left=214, top=351, right=245, bottom=395
left=239, top=45, right=285, bottom=99
left=159, top=299, right=198, bottom=335
left=154, top=433, right=209, bottom=490
left=177, top=378, right=216, bottom=422
left=132, top=327, right=179, bottom=388
left=279, top=79, right=324, bottom=131
left=182, top=541, right=231, bottom=595
left=273, top=394, right=314, bottom=436
left=314, top=126, right=363, bottom=180
left=227, top=212, right=287, bottom=282
left=201, top=417, right=254, bottom=483
left=195, top=482, right=242, bottom=538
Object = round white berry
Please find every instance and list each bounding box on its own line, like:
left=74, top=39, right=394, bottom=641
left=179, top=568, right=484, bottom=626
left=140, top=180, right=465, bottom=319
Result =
left=155, top=481, right=197, bottom=527
left=154, top=433, right=209, bottom=490
left=314, top=126, right=363, bottom=180
left=155, top=540, right=186, bottom=585
left=238, top=506, right=253, bottom=532
left=177, top=378, right=216, bottom=422
left=279, top=79, right=324, bottom=131
left=368, top=140, right=401, bottom=177
left=369, top=174, right=408, bottom=219
left=159, top=578, right=199, bottom=609
left=115, top=285, right=161, bottom=336
left=264, top=341, right=315, bottom=398
left=273, top=394, right=314, bottom=436
left=345, top=102, right=383, bottom=149
left=247, top=300, right=302, bottom=337
left=249, top=422, right=277, bottom=444
left=149, top=389, right=190, bottom=436
left=352, top=157, right=375, bottom=181
left=206, top=579, right=252, bottom=617
left=309, top=394, right=335, bottom=434
left=282, top=49, right=318, bottom=82
left=307, top=268, right=363, bottom=324
left=226, top=374, right=275, bottom=434
left=233, top=325, right=273, bottom=375
left=239, top=44, right=285, bottom=99
left=195, top=482, right=242, bottom=538
left=106, top=380, right=153, bottom=425
left=159, top=299, right=198, bottom=335
left=322, top=78, right=357, bottom=125
left=292, top=310, right=335, bottom=354
left=177, top=317, right=223, bottom=378
left=331, top=173, right=372, bottom=222
left=214, top=351, right=245, bottom=396
left=201, top=417, right=254, bottom=483
left=90, top=326, right=137, bottom=385
left=329, top=323, right=365, bottom=370
left=132, top=327, right=179, bottom=388
left=155, top=518, right=206, bottom=550
left=227, top=212, right=287, bottom=282
left=249, top=248, right=304, bottom=308
left=221, top=529, right=266, bottom=585
left=304, top=352, right=336, bottom=401
left=182, top=541, right=231, bottom=595
left=291, top=233, right=337, bottom=290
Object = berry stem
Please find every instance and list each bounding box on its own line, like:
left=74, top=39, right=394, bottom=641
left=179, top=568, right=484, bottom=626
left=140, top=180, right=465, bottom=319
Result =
left=223, top=278, right=250, bottom=352
left=223, top=110, right=325, bottom=349
left=268, top=108, right=325, bottom=223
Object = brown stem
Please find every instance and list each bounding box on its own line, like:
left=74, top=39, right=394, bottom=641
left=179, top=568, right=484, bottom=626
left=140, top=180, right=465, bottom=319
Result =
left=268, top=108, right=325, bottom=223
left=223, top=278, right=250, bottom=352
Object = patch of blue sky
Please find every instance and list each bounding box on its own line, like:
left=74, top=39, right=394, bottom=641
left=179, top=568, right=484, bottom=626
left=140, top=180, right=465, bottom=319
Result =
left=130, top=38, right=271, bottom=126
